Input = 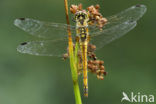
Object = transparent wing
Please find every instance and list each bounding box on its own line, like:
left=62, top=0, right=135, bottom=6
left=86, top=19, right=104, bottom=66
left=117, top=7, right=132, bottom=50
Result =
left=89, top=4, right=147, bottom=34
left=17, top=39, right=68, bottom=57
left=89, top=4, right=146, bottom=49
left=14, top=18, right=76, bottom=40
left=90, top=21, right=137, bottom=49
left=15, top=4, right=147, bottom=56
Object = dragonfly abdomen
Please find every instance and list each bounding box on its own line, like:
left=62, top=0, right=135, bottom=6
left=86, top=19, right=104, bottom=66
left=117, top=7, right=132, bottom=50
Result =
left=80, top=42, right=88, bottom=97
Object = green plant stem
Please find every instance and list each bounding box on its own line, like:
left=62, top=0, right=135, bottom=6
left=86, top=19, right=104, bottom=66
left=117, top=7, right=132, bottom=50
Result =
left=64, top=0, right=82, bottom=104
left=73, top=81, right=82, bottom=104
left=73, top=42, right=82, bottom=104
left=69, top=52, right=82, bottom=104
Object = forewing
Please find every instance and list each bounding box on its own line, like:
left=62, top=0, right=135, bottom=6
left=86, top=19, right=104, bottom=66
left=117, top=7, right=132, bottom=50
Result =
left=89, top=4, right=146, bottom=49
left=17, top=39, right=68, bottom=57
left=89, top=4, right=147, bottom=35
left=14, top=18, right=76, bottom=40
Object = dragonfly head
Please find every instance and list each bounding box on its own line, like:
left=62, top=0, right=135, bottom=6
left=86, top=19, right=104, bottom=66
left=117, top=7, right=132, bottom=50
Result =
left=74, top=11, right=89, bottom=25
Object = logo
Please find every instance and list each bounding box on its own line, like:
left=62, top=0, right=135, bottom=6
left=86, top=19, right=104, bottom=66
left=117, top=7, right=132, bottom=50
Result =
left=121, top=92, right=154, bottom=103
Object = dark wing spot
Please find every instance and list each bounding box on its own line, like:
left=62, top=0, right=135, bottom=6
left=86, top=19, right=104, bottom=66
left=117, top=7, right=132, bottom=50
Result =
left=20, top=42, right=27, bottom=45
left=19, top=18, right=25, bottom=20
left=136, top=4, right=141, bottom=7
left=129, top=20, right=134, bottom=23
left=129, top=17, right=134, bottom=23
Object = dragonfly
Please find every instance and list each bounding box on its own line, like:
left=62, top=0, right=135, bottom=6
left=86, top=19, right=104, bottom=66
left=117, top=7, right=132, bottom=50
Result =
left=14, top=4, right=146, bottom=97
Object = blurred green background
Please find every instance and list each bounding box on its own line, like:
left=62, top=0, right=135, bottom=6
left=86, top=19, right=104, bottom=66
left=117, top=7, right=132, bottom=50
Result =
left=0, top=0, right=155, bottom=104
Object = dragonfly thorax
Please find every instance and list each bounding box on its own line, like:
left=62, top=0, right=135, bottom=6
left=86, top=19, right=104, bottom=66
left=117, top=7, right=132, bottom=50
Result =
left=78, top=27, right=88, bottom=42
left=75, top=11, right=89, bottom=42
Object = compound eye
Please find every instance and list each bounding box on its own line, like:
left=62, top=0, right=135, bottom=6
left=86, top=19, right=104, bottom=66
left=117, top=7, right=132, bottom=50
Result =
left=78, top=15, right=81, bottom=19
left=82, top=15, right=85, bottom=19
